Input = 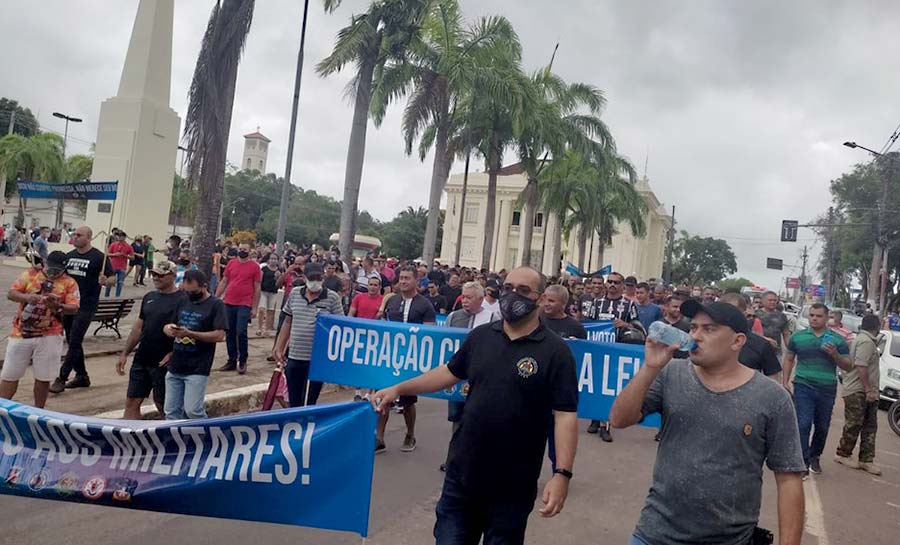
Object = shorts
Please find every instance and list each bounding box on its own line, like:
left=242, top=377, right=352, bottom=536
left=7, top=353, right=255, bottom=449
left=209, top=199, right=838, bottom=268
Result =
left=127, top=364, right=167, bottom=406
left=1, top=336, right=64, bottom=382
left=260, top=291, right=279, bottom=311
left=399, top=395, right=417, bottom=407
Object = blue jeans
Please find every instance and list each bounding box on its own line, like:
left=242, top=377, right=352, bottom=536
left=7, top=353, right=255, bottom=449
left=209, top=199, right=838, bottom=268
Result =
left=164, top=372, right=209, bottom=420
left=225, top=304, right=251, bottom=364
left=104, top=269, right=126, bottom=297
left=793, top=382, right=836, bottom=466
left=629, top=535, right=650, bottom=545
left=434, top=477, right=535, bottom=545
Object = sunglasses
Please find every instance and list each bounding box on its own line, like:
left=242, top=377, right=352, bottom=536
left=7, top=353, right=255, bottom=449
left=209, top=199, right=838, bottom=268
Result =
left=606, top=279, right=623, bottom=285
left=501, top=283, right=538, bottom=298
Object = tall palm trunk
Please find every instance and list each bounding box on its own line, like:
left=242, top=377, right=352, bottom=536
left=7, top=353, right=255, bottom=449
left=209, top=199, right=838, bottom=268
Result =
left=577, top=226, right=588, bottom=271
left=193, top=80, right=237, bottom=275
left=453, top=152, right=470, bottom=266
left=480, top=133, right=500, bottom=270
left=338, top=55, right=376, bottom=267
left=518, top=177, right=538, bottom=266
left=422, top=120, right=450, bottom=265
left=548, top=211, right=564, bottom=276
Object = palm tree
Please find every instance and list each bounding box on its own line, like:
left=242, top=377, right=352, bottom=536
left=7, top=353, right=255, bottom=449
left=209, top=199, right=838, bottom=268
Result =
left=316, top=0, right=433, bottom=267
left=514, top=70, right=613, bottom=267
left=538, top=149, right=592, bottom=274
left=0, top=134, right=65, bottom=223
left=182, top=0, right=256, bottom=275
left=373, top=1, right=521, bottom=265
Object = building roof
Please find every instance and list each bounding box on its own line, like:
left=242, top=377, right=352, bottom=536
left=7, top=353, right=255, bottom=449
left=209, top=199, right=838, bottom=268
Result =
left=243, top=131, right=271, bottom=142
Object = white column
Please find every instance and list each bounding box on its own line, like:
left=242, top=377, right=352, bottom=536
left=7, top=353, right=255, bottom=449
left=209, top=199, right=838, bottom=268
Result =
left=494, top=199, right=511, bottom=271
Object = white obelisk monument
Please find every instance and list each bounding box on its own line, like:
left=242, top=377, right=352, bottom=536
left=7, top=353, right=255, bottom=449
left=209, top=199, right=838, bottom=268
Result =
left=85, top=0, right=180, bottom=244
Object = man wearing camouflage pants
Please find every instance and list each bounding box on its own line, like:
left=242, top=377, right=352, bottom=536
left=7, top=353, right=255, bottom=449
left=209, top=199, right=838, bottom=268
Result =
left=835, top=314, right=884, bottom=475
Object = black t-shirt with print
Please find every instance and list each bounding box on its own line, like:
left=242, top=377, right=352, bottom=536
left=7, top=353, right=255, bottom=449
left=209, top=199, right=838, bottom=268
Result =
left=134, top=290, right=188, bottom=368
left=168, top=295, right=228, bottom=376
left=261, top=266, right=279, bottom=293
left=65, top=247, right=112, bottom=312
left=383, top=294, right=436, bottom=324
left=446, top=321, right=578, bottom=498
left=543, top=315, right=588, bottom=339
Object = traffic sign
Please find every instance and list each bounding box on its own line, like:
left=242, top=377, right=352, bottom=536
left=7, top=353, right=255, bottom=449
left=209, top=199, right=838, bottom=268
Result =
left=766, top=258, right=783, bottom=270
left=786, top=277, right=800, bottom=289
left=781, top=220, right=799, bottom=242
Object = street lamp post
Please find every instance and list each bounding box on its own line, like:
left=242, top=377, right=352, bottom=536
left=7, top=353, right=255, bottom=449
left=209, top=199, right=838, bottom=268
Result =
left=843, top=141, right=898, bottom=312
left=52, top=111, right=82, bottom=230
left=275, top=0, right=312, bottom=257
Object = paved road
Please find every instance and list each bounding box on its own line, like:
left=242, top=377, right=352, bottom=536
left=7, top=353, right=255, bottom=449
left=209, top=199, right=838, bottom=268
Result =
left=2, top=393, right=899, bottom=545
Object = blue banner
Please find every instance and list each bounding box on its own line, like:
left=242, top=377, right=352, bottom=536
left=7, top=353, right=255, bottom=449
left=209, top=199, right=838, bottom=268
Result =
left=310, top=315, right=659, bottom=426
left=0, top=399, right=376, bottom=536
left=582, top=320, right=616, bottom=343
left=17, top=180, right=118, bottom=200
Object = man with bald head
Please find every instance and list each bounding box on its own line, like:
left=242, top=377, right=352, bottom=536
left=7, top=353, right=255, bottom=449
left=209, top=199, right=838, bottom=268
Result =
left=51, top=226, right=113, bottom=393
left=373, top=267, right=579, bottom=543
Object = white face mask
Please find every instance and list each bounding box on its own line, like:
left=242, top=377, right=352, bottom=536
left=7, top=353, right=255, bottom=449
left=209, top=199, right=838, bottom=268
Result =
left=306, top=280, right=323, bottom=292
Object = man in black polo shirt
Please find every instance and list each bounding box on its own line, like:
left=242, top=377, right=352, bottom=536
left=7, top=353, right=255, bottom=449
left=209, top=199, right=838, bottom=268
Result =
left=720, top=293, right=782, bottom=380
left=377, top=266, right=436, bottom=453
left=541, top=284, right=587, bottom=340
left=372, top=266, right=578, bottom=544
left=51, top=226, right=114, bottom=394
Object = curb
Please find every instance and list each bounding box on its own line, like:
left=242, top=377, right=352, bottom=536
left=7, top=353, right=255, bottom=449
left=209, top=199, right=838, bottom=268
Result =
left=93, top=382, right=344, bottom=420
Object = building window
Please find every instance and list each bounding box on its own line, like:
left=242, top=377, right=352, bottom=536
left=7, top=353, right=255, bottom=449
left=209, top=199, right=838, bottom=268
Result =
left=246, top=158, right=251, bottom=169
left=464, top=204, right=479, bottom=224
left=512, top=211, right=543, bottom=228
left=259, top=160, right=264, bottom=170
left=248, top=140, right=256, bottom=149
left=260, top=142, right=267, bottom=152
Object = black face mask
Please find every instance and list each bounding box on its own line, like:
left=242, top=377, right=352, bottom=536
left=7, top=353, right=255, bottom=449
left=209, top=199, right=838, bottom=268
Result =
left=179, top=259, right=191, bottom=266
left=238, top=250, right=249, bottom=259
left=187, top=290, right=204, bottom=302
left=499, top=291, right=537, bottom=323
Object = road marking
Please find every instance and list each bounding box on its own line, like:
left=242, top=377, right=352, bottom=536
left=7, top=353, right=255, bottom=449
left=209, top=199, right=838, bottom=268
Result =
left=888, top=502, right=900, bottom=509
left=804, top=476, right=830, bottom=545
left=877, top=450, right=900, bottom=458
left=872, top=478, right=900, bottom=488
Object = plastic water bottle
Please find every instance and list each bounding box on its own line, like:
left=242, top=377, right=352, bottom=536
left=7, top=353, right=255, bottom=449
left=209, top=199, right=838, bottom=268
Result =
left=648, top=321, right=697, bottom=352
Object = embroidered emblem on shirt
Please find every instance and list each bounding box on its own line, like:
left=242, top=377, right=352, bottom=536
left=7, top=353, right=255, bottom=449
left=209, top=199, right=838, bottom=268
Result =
left=516, top=357, right=538, bottom=378
left=743, top=424, right=753, bottom=436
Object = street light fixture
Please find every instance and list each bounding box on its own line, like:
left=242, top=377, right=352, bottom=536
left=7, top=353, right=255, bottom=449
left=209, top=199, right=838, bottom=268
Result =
left=52, top=111, right=83, bottom=230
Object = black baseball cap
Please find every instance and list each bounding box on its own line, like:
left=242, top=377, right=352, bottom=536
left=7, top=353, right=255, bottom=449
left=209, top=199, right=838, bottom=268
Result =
left=304, top=262, right=324, bottom=277
left=624, top=276, right=637, bottom=286
left=680, top=300, right=749, bottom=334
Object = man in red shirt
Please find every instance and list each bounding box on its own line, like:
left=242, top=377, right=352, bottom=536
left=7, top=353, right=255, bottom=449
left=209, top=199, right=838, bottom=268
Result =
left=105, top=231, right=134, bottom=297
left=350, top=276, right=384, bottom=320
left=215, top=242, right=261, bottom=374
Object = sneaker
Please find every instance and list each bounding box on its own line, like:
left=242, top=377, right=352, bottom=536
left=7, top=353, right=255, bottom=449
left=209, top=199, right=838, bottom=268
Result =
left=237, top=361, right=247, bottom=375
left=400, top=435, right=417, bottom=452
left=587, top=420, right=600, bottom=434
left=218, top=361, right=237, bottom=372
left=266, top=355, right=276, bottom=362
left=834, top=454, right=859, bottom=469
left=857, top=462, right=882, bottom=475
left=653, top=432, right=661, bottom=442
left=439, top=464, right=446, bottom=472
left=49, top=377, right=66, bottom=394
left=375, top=439, right=386, bottom=454
left=65, top=375, right=91, bottom=389
left=353, top=394, right=363, bottom=402
left=809, top=456, right=822, bottom=474
left=801, top=470, right=809, bottom=481
left=598, top=425, right=613, bottom=443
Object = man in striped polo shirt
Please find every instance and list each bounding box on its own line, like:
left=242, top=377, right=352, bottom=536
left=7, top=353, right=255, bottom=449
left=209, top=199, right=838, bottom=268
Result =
left=273, top=262, right=344, bottom=407
left=782, top=302, right=853, bottom=475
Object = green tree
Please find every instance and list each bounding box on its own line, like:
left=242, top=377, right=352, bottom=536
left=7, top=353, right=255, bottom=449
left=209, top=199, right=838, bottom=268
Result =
left=380, top=206, right=440, bottom=258
left=182, top=0, right=257, bottom=275
left=255, top=188, right=341, bottom=246
left=514, top=69, right=615, bottom=267
left=170, top=173, right=198, bottom=227
left=0, top=133, right=65, bottom=204
left=715, top=277, right=754, bottom=293
left=0, top=98, right=40, bottom=138
left=377, top=0, right=520, bottom=266
left=670, top=231, right=738, bottom=286
left=316, top=0, right=433, bottom=267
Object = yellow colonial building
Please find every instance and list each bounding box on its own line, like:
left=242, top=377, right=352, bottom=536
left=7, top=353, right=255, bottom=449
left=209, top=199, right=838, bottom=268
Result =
left=438, top=163, right=672, bottom=279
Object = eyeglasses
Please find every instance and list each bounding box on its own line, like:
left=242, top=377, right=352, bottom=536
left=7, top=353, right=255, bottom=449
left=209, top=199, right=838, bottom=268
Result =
left=501, top=283, right=539, bottom=298
left=606, top=279, right=623, bottom=285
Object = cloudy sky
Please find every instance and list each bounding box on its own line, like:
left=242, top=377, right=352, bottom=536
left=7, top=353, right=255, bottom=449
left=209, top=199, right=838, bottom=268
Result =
left=6, top=0, right=900, bottom=288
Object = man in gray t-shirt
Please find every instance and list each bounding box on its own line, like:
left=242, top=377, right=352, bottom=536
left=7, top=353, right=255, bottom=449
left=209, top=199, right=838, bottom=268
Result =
left=610, top=300, right=806, bottom=545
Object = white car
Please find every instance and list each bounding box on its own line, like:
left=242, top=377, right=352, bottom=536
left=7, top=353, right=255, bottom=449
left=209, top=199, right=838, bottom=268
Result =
left=879, top=330, right=900, bottom=406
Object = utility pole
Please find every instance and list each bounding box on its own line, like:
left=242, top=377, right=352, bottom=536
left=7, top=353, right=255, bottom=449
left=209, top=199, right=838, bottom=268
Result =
left=826, top=206, right=835, bottom=303
left=664, top=205, right=676, bottom=285
left=799, top=244, right=809, bottom=298
left=453, top=151, right=470, bottom=266
left=275, top=0, right=311, bottom=256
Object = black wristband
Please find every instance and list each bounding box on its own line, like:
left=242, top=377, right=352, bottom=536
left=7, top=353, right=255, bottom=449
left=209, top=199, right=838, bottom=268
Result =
left=553, top=468, right=573, bottom=479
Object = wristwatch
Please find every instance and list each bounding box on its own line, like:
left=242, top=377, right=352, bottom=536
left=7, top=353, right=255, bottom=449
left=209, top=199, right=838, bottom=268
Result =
left=553, top=468, right=573, bottom=479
